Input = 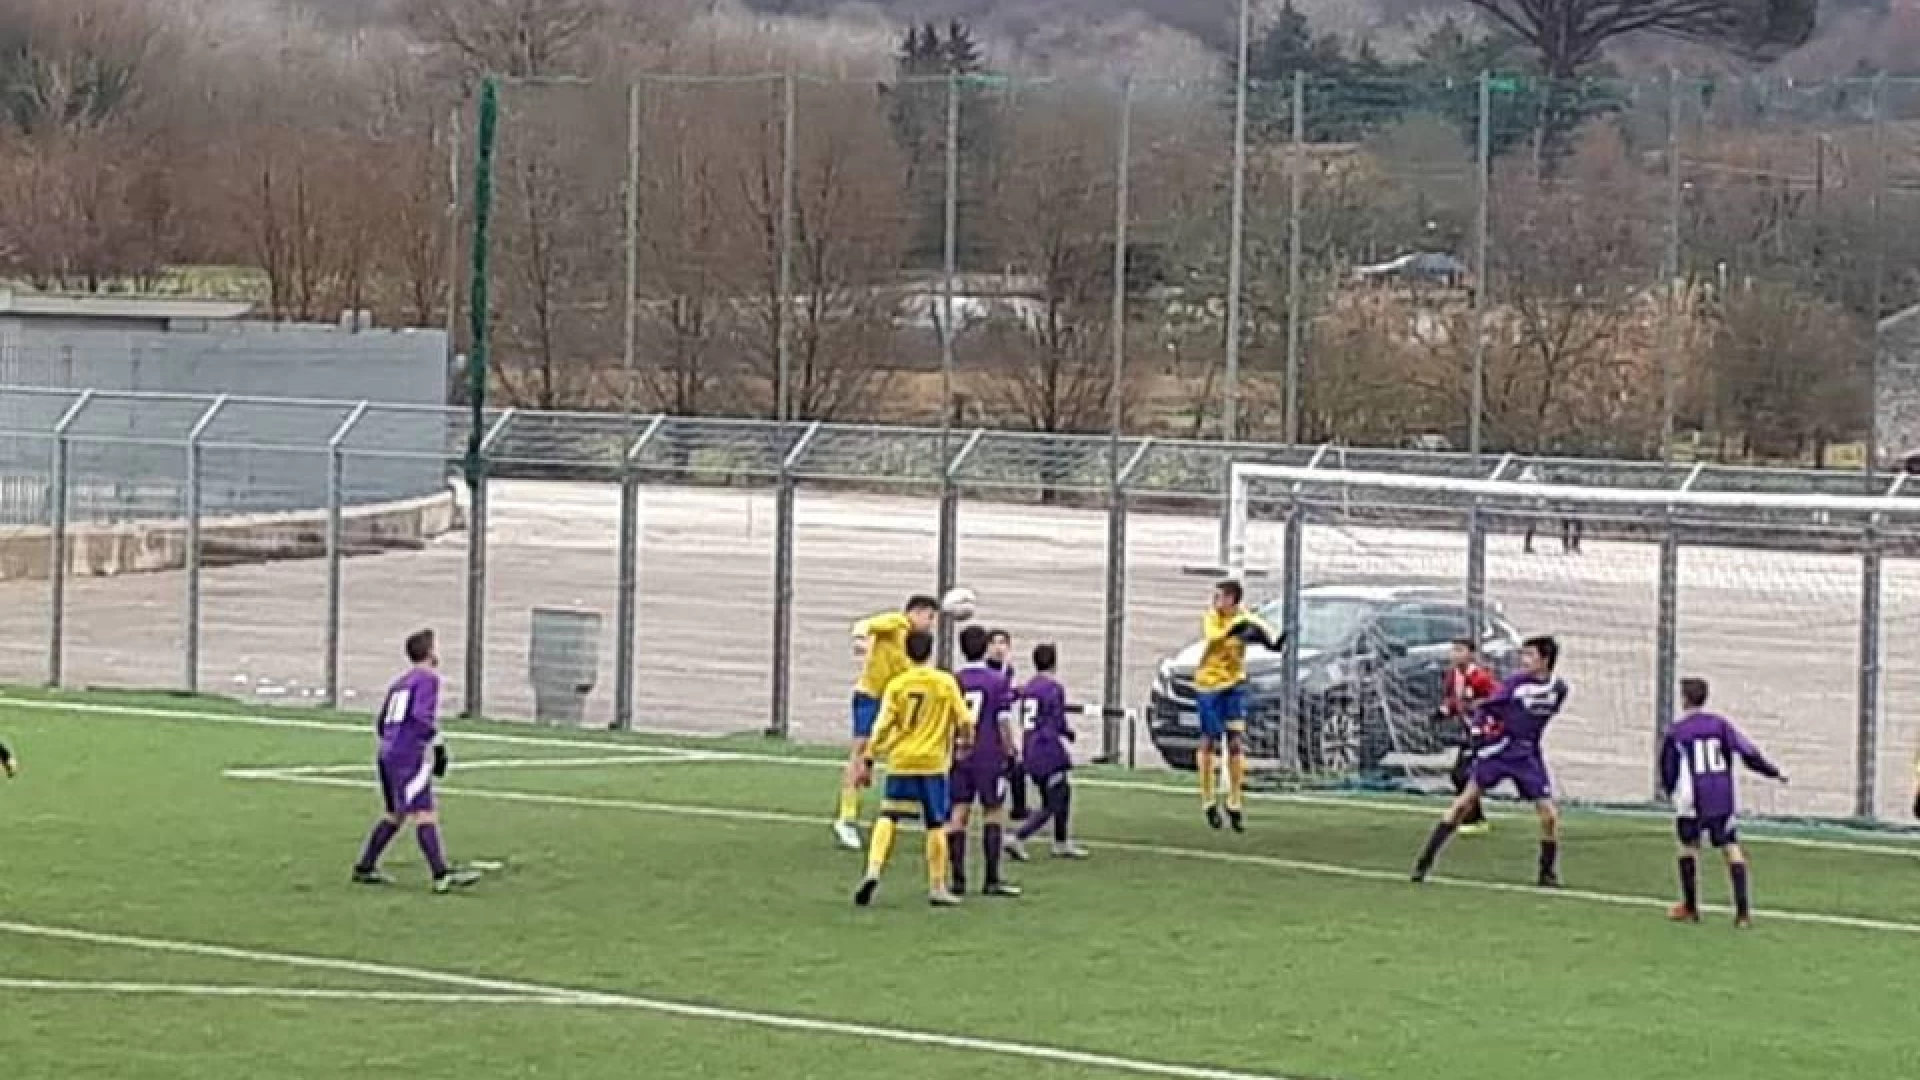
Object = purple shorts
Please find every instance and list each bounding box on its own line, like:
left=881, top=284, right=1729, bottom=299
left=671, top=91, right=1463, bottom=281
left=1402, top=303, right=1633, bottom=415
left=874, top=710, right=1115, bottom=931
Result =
left=1676, top=815, right=1738, bottom=849
left=378, top=754, right=436, bottom=817
left=1472, top=753, right=1553, bottom=802
left=950, top=759, right=1009, bottom=809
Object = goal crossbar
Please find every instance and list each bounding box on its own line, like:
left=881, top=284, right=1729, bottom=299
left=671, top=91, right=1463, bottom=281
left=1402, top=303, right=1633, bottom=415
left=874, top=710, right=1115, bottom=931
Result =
left=1222, top=461, right=1918, bottom=574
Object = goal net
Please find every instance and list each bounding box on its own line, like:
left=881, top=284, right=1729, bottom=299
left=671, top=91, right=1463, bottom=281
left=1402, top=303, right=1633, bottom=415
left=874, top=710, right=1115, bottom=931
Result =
left=1217, top=457, right=1920, bottom=821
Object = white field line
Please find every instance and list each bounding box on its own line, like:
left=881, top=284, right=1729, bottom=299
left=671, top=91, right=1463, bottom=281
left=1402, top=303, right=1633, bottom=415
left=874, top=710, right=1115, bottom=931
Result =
left=10, top=694, right=1920, bottom=857
left=0, top=978, right=565, bottom=1007
left=0, top=922, right=1301, bottom=1080
left=233, top=770, right=1920, bottom=938
left=226, top=753, right=727, bottom=780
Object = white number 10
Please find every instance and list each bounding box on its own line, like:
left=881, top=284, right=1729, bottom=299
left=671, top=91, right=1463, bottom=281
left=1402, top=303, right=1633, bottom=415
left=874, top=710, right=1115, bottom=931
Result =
left=1690, top=739, right=1727, bottom=775
left=382, top=690, right=411, bottom=731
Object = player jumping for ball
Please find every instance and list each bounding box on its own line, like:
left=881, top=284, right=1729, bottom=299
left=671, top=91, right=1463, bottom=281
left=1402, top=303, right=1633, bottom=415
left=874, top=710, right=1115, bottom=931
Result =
left=352, top=629, right=484, bottom=893
left=1413, top=635, right=1568, bottom=887
left=836, top=595, right=941, bottom=850
left=1193, top=580, right=1282, bottom=832
left=1660, top=677, right=1787, bottom=927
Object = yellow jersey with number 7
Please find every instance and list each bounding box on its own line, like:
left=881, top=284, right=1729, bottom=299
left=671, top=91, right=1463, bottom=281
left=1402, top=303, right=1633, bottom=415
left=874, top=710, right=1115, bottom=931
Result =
left=869, top=666, right=974, bottom=777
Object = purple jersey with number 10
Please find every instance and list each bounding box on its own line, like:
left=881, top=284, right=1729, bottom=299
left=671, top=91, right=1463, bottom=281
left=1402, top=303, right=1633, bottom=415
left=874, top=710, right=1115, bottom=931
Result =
left=1660, top=711, right=1779, bottom=820
left=378, top=667, right=441, bottom=764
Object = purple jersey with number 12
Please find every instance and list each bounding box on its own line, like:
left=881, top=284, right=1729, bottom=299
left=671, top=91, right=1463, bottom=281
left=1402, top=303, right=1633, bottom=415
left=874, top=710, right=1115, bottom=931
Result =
left=1019, top=674, right=1073, bottom=779
left=377, top=667, right=441, bottom=764
left=1660, top=711, right=1780, bottom=820
left=956, top=663, right=1014, bottom=767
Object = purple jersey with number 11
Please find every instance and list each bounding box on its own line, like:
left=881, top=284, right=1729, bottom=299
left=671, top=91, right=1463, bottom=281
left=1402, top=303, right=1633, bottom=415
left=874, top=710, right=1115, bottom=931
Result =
left=1660, top=711, right=1780, bottom=820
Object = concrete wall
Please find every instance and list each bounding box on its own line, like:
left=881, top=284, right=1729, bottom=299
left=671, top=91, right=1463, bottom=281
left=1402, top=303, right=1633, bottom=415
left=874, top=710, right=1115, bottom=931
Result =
left=1880, top=305, right=1920, bottom=467
left=0, top=318, right=449, bottom=525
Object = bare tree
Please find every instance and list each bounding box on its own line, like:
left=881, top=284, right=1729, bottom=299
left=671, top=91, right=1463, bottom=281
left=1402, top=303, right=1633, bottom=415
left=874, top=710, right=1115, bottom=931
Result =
left=1462, top=0, right=1818, bottom=78
left=405, top=0, right=607, bottom=79
left=1707, top=280, right=1867, bottom=462
left=740, top=81, right=908, bottom=422
left=1480, top=123, right=1665, bottom=454
left=975, top=91, right=1123, bottom=435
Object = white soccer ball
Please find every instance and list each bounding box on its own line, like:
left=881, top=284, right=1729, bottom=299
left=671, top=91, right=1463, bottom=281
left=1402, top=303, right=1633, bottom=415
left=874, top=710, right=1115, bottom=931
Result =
left=941, top=586, right=978, bottom=621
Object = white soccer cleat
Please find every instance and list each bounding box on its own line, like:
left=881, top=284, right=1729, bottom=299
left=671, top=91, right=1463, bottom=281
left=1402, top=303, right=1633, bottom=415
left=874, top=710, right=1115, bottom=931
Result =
left=1053, top=842, right=1090, bottom=860
left=833, top=821, right=863, bottom=851
left=1005, top=837, right=1031, bottom=862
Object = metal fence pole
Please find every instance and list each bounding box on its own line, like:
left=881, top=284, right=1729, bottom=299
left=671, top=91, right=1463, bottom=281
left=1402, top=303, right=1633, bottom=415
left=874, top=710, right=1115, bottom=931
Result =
left=1216, top=0, right=1250, bottom=566
left=771, top=422, right=820, bottom=739
left=623, top=80, right=641, bottom=416
left=47, top=390, right=93, bottom=688
left=1469, top=72, right=1491, bottom=461
left=777, top=73, right=797, bottom=424
left=1660, top=70, right=1682, bottom=460
left=1857, top=520, right=1883, bottom=819
left=938, top=430, right=983, bottom=667
left=1278, top=498, right=1305, bottom=743
left=183, top=395, right=229, bottom=694
left=323, top=403, right=369, bottom=710
left=1653, top=515, right=1681, bottom=797
left=615, top=415, right=664, bottom=731
left=463, top=409, right=515, bottom=719
left=1103, top=441, right=1153, bottom=764
left=1283, top=71, right=1305, bottom=445
left=1100, top=80, right=1133, bottom=762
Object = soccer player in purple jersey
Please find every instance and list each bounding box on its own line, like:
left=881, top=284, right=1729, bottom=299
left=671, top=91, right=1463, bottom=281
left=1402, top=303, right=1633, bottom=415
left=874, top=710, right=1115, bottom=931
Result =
left=1008, top=644, right=1088, bottom=861
left=351, top=629, right=483, bottom=893
left=1659, top=677, right=1787, bottom=927
left=1413, top=636, right=1569, bottom=887
left=986, top=628, right=1030, bottom=821
left=947, top=626, right=1022, bottom=898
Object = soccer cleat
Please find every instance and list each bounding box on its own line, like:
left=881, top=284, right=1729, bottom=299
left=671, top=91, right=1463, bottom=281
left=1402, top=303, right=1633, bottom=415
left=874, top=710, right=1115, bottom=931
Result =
left=1734, top=914, right=1754, bottom=929
left=1227, top=809, right=1245, bottom=833
left=351, top=868, right=393, bottom=886
left=1668, top=903, right=1701, bottom=923
left=432, top=869, right=484, bottom=894
left=982, top=880, right=1022, bottom=898
left=950, top=875, right=968, bottom=897
left=1052, top=842, right=1090, bottom=859
left=832, top=821, right=863, bottom=851
left=928, top=888, right=963, bottom=908
left=1458, top=823, right=1491, bottom=837
left=1205, top=805, right=1224, bottom=830
left=1005, top=838, right=1031, bottom=863
left=854, top=877, right=880, bottom=907
left=1537, top=872, right=1562, bottom=889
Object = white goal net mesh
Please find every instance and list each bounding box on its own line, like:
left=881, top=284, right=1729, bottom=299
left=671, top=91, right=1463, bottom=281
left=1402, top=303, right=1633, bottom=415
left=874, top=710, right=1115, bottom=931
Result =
left=1225, top=457, right=1920, bottom=820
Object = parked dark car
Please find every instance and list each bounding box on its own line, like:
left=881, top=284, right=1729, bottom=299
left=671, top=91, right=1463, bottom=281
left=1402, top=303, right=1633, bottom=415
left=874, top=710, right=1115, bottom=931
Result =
left=1146, top=585, right=1523, bottom=775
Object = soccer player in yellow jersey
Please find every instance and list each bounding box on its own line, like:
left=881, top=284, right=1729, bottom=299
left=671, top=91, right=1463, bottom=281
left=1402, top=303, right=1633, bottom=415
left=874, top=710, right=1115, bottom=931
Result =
left=854, top=630, right=975, bottom=908
left=1194, top=580, right=1283, bottom=832
left=835, top=595, right=942, bottom=850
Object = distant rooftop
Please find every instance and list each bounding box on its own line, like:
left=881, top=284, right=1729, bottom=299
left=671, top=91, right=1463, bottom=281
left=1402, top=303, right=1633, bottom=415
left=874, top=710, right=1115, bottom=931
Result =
left=0, top=289, right=252, bottom=322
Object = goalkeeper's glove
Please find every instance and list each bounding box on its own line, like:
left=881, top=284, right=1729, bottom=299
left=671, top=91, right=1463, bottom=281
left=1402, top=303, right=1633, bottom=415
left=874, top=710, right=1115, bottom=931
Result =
left=432, top=742, right=450, bottom=778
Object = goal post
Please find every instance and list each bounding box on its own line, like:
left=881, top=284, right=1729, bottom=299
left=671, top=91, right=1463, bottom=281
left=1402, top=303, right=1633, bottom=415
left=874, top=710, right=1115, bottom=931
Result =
left=1219, top=459, right=1920, bottom=817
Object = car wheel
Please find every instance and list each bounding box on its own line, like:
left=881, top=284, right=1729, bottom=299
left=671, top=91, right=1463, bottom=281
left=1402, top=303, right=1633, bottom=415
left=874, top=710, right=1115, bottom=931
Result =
left=1305, top=698, right=1363, bottom=775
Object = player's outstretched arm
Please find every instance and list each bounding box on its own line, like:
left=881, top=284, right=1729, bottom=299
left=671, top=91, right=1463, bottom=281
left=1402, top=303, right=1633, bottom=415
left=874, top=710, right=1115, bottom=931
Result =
left=1728, top=725, right=1784, bottom=782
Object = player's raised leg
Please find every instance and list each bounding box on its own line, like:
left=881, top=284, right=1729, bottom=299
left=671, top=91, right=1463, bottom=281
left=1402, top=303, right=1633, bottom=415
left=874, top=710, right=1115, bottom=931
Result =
left=1412, top=779, right=1483, bottom=883
left=837, top=696, right=879, bottom=851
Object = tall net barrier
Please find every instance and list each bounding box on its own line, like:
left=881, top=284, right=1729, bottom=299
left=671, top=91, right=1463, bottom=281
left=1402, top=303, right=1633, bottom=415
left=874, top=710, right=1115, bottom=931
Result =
left=1229, top=459, right=1920, bottom=815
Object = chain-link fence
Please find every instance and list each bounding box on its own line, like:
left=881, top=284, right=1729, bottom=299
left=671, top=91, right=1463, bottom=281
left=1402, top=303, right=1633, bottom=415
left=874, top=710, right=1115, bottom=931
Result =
left=470, top=73, right=1920, bottom=468
left=4, top=385, right=1918, bottom=822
